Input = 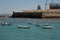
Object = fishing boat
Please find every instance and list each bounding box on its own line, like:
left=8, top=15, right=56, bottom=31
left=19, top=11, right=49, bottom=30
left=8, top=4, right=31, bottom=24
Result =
left=28, top=22, right=33, bottom=25
left=1, top=22, right=12, bottom=26
left=17, top=25, right=31, bottom=29
left=41, top=24, right=53, bottom=29
left=0, top=16, right=12, bottom=26
left=42, top=25, right=53, bottom=29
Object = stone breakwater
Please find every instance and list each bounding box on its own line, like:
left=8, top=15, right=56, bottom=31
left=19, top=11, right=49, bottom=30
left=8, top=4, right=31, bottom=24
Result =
left=12, top=12, right=42, bottom=18
left=11, top=9, right=60, bottom=18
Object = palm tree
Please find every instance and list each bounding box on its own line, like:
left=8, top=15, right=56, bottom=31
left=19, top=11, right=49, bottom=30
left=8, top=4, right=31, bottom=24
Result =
left=37, top=5, right=41, bottom=10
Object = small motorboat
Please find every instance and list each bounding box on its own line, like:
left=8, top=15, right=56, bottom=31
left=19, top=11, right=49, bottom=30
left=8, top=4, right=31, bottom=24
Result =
left=42, top=25, right=53, bottom=29
left=41, top=24, right=53, bottom=29
left=17, top=25, right=31, bottom=29
left=1, top=22, right=12, bottom=26
left=35, top=24, right=40, bottom=27
left=28, top=22, right=33, bottom=25
left=28, top=22, right=37, bottom=25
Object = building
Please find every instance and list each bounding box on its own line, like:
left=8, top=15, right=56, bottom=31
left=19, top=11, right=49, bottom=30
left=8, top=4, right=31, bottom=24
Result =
left=50, top=3, right=60, bottom=9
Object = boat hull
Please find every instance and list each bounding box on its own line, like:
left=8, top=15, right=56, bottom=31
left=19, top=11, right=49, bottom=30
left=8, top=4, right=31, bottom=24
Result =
left=42, top=26, right=53, bottom=29
left=17, top=25, right=31, bottom=29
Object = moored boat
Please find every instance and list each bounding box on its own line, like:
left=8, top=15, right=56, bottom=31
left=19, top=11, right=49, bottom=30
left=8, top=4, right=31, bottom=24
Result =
left=36, top=23, right=53, bottom=29
left=17, top=25, right=31, bottom=29
left=41, top=23, right=53, bottom=29
left=42, top=25, right=53, bottom=29
left=1, top=22, right=12, bottom=26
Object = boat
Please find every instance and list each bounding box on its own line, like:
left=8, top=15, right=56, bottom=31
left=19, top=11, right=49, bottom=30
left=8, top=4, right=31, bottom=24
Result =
left=28, top=22, right=37, bottom=25
left=1, top=22, right=12, bottom=26
left=42, top=25, right=53, bottom=29
left=35, top=23, right=42, bottom=27
left=41, top=24, right=53, bottom=29
left=17, top=25, right=31, bottom=29
left=28, top=22, right=33, bottom=25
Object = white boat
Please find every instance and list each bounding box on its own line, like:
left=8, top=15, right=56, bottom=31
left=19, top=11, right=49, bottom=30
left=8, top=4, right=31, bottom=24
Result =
left=17, top=25, right=31, bottom=29
left=1, top=22, right=12, bottom=26
left=40, top=23, right=53, bottom=29
left=41, top=24, right=53, bottom=29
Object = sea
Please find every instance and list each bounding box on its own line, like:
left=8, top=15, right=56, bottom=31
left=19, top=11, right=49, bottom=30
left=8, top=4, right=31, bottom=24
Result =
left=0, top=18, right=60, bottom=40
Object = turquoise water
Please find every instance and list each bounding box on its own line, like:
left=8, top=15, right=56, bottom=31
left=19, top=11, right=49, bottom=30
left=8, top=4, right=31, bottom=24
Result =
left=0, top=18, right=60, bottom=40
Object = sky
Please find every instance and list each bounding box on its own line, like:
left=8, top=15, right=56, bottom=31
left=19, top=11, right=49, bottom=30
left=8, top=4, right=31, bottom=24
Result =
left=0, top=0, right=60, bottom=14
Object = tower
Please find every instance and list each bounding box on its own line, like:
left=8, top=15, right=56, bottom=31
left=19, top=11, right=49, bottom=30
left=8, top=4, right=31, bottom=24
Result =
left=45, top=0, right=48, bottom=10
left=45, top=0, right=54, bottom=9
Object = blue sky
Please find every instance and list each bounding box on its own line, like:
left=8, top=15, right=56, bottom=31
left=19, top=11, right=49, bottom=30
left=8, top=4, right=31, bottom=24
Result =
left=0, top=0, right=60, bottom=14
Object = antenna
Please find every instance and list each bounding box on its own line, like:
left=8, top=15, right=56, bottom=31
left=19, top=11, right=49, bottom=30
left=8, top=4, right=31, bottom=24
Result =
left=45, top=0, right=55, bottom=10
left=45, top=0, right=47, bottom=10
left=45, top=0, right=49, bottom=10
